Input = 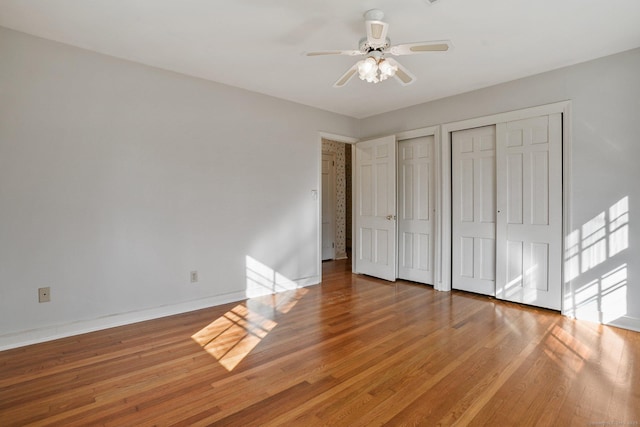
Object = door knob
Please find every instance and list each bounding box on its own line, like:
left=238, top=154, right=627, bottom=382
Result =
left=386, top=214, right=396, bottom=220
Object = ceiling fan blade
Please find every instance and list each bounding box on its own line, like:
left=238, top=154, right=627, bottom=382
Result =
left=305, top=50, right=363, bottom=57
left=365, top=20, right=389, bottom=48
left=386, top=58, right=416, bottom=86
left=333, top=64, right=359, bottom=88
left=389, top=40, right=452, bottom=56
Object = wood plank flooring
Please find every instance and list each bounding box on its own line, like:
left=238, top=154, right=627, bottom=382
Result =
left=1, top=259, right=639, bottom=426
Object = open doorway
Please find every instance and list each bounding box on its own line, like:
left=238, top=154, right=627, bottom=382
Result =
left=321, top=138, right=353, bottom=262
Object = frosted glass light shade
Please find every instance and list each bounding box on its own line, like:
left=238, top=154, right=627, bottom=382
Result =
left=356, top=56, right=395, bottom=84
left=378, top=59, right=397, bottom=79
left=357, top=57, right=377, bottom=76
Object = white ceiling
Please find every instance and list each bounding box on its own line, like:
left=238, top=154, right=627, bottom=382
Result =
left=1, top=0, right=639, bottom=118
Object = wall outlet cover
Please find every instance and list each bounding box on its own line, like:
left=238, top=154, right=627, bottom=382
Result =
left=38, top=287, right=51, bottom=303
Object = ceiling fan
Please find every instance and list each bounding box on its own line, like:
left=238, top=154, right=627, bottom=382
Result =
left=306, top=9, right=452, bottom=87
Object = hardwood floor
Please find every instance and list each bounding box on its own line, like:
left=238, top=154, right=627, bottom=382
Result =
left=1, top=259, right=638, bottom=426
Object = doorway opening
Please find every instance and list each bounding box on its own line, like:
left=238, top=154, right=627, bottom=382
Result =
left=321, top=138, right=353, bottom=264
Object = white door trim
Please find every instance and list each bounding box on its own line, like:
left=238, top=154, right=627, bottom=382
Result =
left=318, top=133, right=359, bottom=281
left=438, top=101, right=572, bottom=305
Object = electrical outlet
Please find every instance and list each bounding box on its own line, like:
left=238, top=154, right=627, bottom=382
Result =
left=38, top=287, right=51, bottom=303
left=190, top=271, right=198, bottom=283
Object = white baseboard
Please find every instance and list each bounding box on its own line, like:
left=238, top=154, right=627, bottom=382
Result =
left=564, top=309, right=640, bottom=334
left=297, top=275, right=321, bottom=287
left=607, top=315, right=640, bottom=333
left=0, top=276, right=320, bottom=352
left=335, top=251, right=348, bottom=260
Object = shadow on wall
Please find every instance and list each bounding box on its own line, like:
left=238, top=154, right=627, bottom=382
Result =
left=564, top=196, right=629, bottom=324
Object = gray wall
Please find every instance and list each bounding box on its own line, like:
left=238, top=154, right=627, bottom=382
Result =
left=361, top=47, right=640, bottom=331
left=0, top=27, right=358, bottom=349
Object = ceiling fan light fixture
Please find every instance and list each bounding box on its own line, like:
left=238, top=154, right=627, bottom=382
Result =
left=310, top=8, right=452, bottom=87
left=378, top=59, right=397, bottom=79
left=359, top=67, right=379, bottom=83
left=357, top=57, right=380, bottom=83
left=357, top=56, right=397, bottom=84
left=357, top=57, right=377, bottom=75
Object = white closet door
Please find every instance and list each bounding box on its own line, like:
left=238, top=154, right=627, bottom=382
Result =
left=452, top=126, right=496, bottom=295
left=398, top=136, right=435, bottom=284
left=354, top=135, right=397, bottom=281
left=496, top=114, right=562, bottom=310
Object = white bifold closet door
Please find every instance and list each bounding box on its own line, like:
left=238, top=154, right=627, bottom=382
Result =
left=496, top=114, right=562, bottom=310
left=398, top=136, right=435, bottom=284
left=452, top=126, right=497, bottom=295
left=452, top=114, right=562, bottom=310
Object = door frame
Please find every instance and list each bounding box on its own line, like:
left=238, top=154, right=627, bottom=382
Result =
left=439, top=101, right=572, bottom=312
left=317, top=133, right=358, bottom=280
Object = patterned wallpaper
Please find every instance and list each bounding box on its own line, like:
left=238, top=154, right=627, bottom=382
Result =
left=322, top=139, right=347, bottom=259
left=345, top=144, right=352, bottom=251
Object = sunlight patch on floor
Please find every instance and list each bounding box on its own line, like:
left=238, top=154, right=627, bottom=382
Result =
left=191, top=257, right=308, bottom=371
left=191, top=304, right=277, bottom=371
left=543, top=324, right=591, bottom=376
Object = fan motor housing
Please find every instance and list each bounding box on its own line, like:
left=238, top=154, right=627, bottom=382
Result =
left=359, top=37, right=390, bottom=53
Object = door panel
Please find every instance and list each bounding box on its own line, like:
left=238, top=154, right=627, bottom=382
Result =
left=452, top=126, right=496, bottom=295
left=355, top=135, right=397, bottom=281
left=496, top=114, right=562, bottom=310
left=398, top=136, right=435, bottom=284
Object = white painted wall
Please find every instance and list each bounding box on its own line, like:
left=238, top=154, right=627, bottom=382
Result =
left=361, top=48, right=640, bottom=331
left=0, top=27, right=358, bottom=349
